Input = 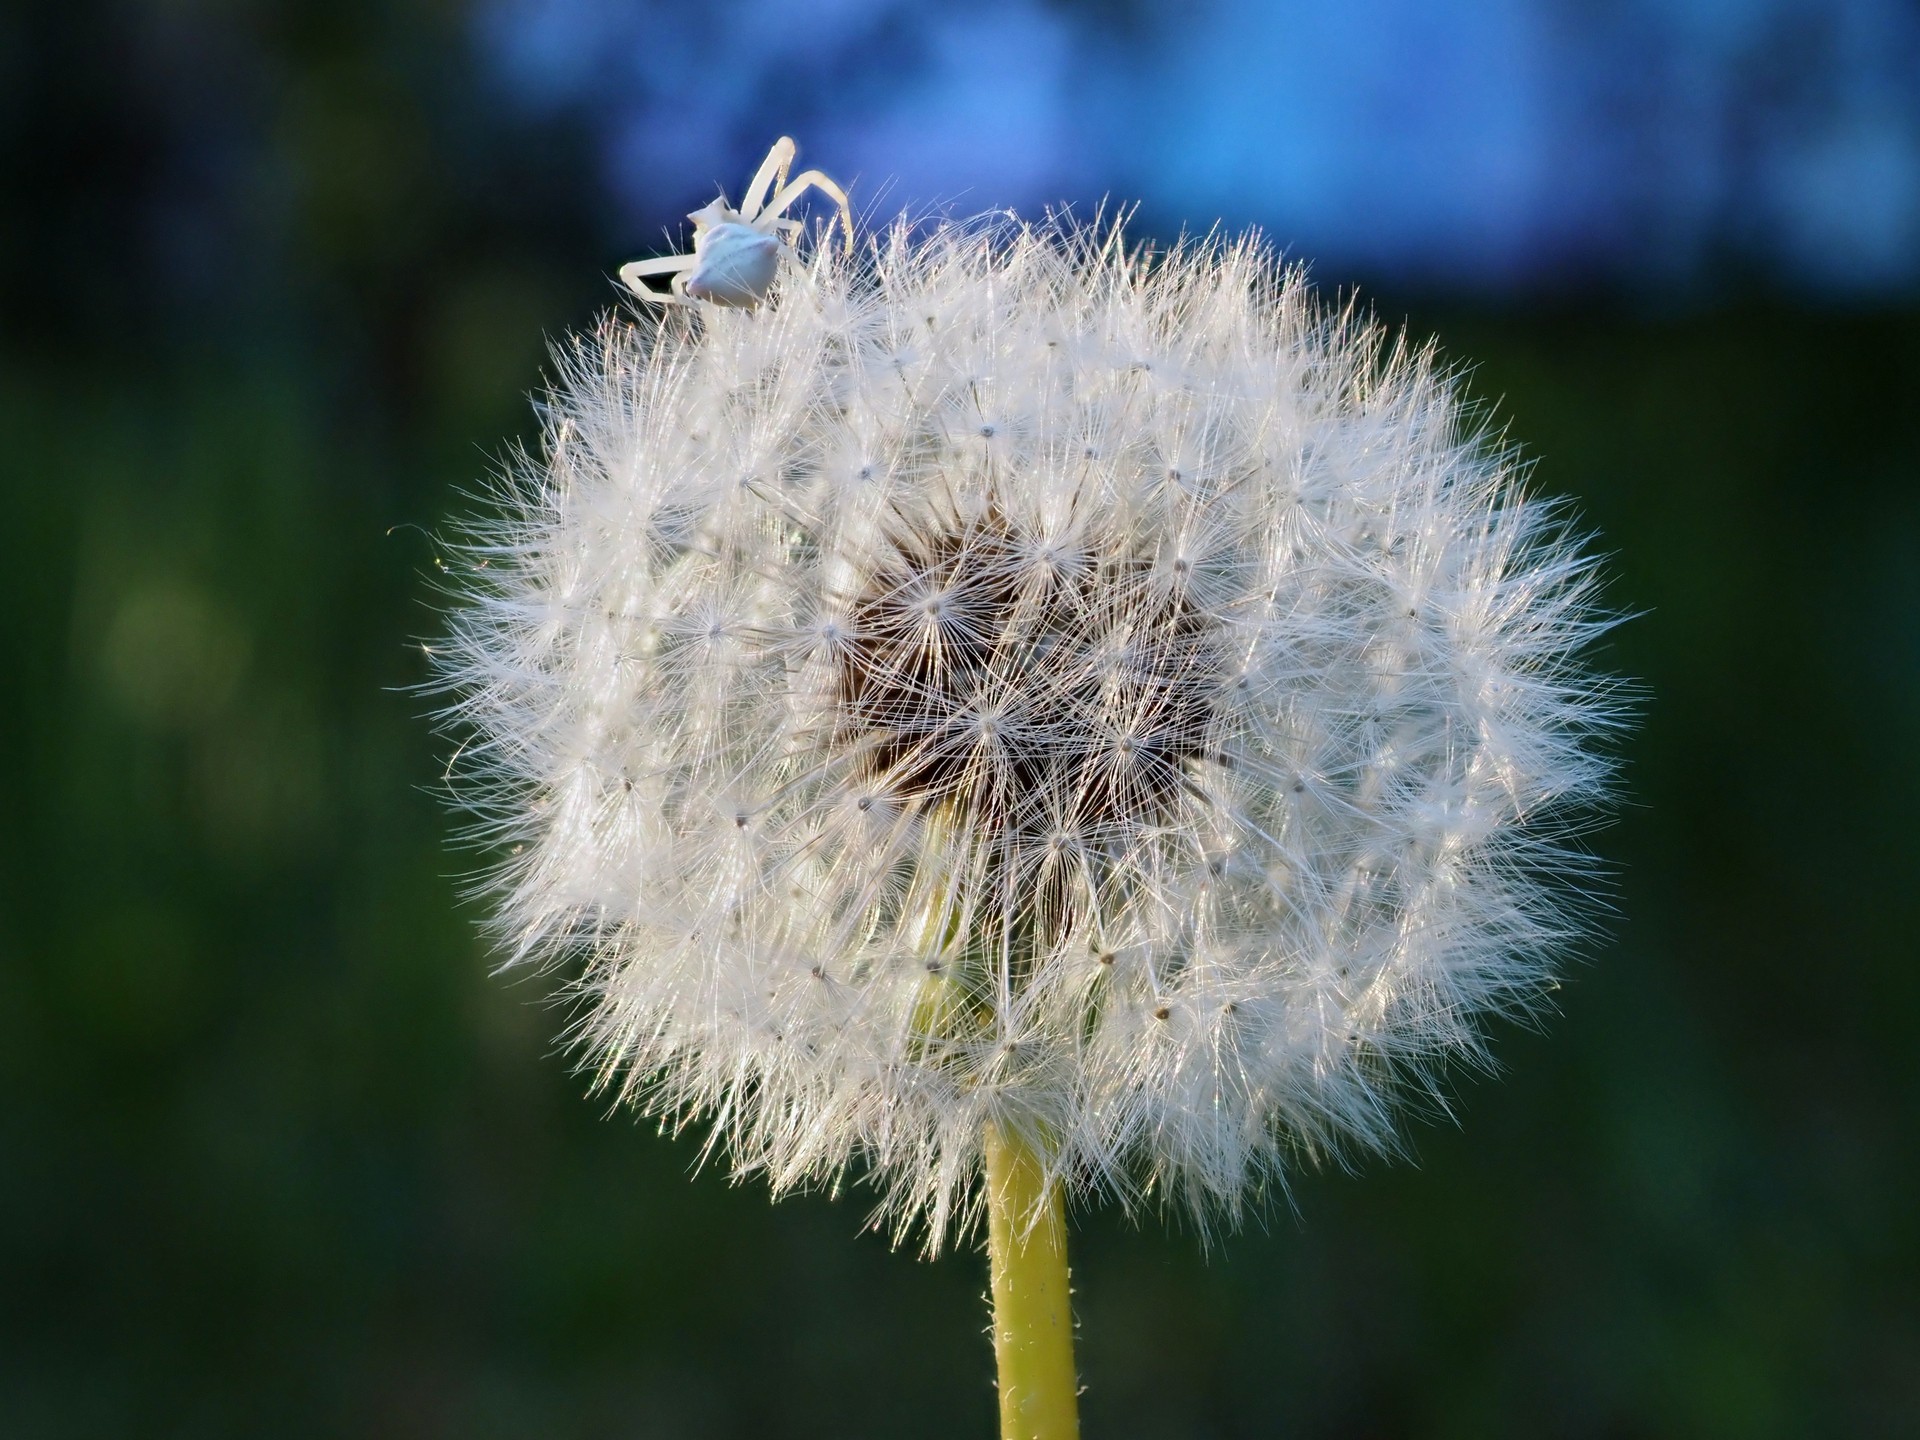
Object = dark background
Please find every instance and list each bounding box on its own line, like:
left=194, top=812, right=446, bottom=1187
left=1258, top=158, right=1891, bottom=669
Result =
left=4, top=1, right=1917, bottom=1436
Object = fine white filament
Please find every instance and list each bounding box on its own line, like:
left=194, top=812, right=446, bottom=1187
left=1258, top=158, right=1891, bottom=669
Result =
left=439, top=216, right=1622, bottom=1249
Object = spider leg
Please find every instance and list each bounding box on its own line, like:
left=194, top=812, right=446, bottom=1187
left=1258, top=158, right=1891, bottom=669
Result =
left=763, top=170, right=855, bottom=253
left=738, top=136, right=796, bottom=225
left=619, top=253, right=694, bottom=305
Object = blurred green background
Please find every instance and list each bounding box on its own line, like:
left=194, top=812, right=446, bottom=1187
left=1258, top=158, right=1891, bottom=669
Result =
left=4, top=2, right=1917, bottom=1436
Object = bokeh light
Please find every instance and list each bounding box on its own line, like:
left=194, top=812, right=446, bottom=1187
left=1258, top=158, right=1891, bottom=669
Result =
left=479, top=0, right=1920, bottom=295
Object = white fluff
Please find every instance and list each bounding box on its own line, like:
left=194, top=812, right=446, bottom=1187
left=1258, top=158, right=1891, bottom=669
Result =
left=437, top=214, right=1624, bottom=1249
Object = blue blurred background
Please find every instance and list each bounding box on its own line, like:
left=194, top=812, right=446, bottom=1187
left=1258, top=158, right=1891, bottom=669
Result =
left=4, top=1, right=1917, bottom=1436
left=483, top=0, right=1920, bottom=296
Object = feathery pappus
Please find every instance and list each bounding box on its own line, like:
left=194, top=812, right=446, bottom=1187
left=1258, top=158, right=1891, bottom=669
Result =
left=435, top=140, right=1625, bottom=1250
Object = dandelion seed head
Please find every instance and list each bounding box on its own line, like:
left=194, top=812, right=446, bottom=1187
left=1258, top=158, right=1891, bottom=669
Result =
left=437, top=209, right=1625, bottom=1249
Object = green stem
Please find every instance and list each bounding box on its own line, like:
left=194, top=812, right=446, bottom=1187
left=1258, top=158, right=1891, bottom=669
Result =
left=985, top=1124, right=1081, bottom=1440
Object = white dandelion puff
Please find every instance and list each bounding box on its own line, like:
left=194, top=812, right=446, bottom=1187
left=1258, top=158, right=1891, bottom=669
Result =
left=435, top=190, right=1626, bottom=1254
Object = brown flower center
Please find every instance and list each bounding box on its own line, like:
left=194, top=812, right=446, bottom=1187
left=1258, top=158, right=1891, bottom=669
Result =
left=836, top=510, right=1220, bottom=844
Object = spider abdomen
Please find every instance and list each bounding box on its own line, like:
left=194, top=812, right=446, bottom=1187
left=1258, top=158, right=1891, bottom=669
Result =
left=685, top=223, right=782, bottom=306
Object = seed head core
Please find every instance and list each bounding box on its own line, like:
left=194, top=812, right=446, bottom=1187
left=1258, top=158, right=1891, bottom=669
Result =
left=836, top=508, right=1221, bottom=848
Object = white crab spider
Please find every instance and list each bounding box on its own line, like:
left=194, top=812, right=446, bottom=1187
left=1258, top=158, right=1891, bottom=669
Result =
left=619, top=136, right=854, bottom=308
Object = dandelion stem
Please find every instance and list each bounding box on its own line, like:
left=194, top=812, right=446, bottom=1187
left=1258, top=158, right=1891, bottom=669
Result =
left=985, top=1124, right=1080, bottom=1440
